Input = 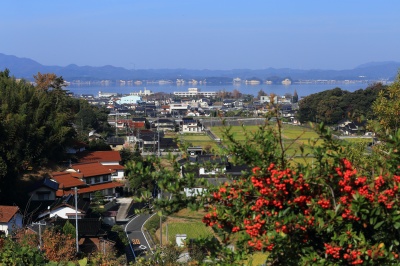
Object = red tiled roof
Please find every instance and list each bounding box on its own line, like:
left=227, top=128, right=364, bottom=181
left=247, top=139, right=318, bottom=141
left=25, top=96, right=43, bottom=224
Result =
left=51, top=172, right=86, bottom=189
left=71, top=162, right=113, bottom=178
left=108, top=165, right=125, bottom=170
left=0, top=206, right=19, bottom=223
left=78, top=151, right=121, bottom=163
left=61, top=182, right=123, bottom=195
left=133, top=121, right=145, bottom=128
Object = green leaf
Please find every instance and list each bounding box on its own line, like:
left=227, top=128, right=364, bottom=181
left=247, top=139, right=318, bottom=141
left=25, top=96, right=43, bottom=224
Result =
left=394, top=222, right=400, bottom=230
left=374, top=221, right=385, bottom=229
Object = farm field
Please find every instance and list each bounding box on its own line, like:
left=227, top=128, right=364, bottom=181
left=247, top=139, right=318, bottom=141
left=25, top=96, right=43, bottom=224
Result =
left=160, top=208, right=214, bottom=244
left=179, top=133, right=220, bottom=151
left=210, top=124, right=322, bottom=157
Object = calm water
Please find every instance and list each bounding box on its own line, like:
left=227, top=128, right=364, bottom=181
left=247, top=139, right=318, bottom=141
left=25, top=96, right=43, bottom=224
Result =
left=67, top=82, right=373, bottom=98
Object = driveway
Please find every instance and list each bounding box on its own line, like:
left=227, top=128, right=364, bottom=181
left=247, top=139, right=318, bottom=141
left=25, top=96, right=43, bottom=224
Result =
left=116, top=197, right=134, bottom=222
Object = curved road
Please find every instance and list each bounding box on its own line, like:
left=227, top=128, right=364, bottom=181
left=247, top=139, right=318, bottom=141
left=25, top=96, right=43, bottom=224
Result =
left=124, top=213, right=153, bottom=263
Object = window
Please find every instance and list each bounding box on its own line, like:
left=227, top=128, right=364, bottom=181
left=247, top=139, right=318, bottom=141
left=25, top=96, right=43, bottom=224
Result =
left=37, top=192, right=50, bottom=200
left=103, top=175, right=110, bottom=182
left=95, top=176, right=100, bottom=183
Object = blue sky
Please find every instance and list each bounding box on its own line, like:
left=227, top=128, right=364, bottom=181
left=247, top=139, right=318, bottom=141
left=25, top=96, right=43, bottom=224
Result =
left=1, top=0, right=400, bottom=70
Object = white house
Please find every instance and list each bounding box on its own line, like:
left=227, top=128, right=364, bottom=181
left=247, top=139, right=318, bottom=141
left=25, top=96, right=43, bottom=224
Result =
left=117, top=95, right=142, bottom=105
left=37, top=194, right=89, bottom=220
left=181, top=118, right=202, bottom=133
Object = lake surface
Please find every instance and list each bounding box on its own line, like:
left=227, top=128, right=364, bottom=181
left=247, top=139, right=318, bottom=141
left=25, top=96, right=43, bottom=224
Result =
left=67, top=82, right=373, bottom=98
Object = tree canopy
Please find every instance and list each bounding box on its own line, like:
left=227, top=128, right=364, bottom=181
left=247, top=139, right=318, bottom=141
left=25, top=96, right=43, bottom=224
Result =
left=0, top=69, right=111, bottom=204
left=298, top=84, right=385, bottom=125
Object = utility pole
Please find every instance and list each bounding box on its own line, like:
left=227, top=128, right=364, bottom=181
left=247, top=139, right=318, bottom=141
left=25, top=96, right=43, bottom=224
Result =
left=157, top=115, right=160, bottom=157
left=74, top=187, right=79, bottom=253
left=115, top=112, right=118, bottom=137
left=33, top=221, right=46, bottom=250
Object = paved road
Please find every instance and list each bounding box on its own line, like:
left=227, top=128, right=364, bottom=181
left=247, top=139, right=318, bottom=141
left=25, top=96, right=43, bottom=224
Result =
left=116, top=197, right=133, bottom=222
left=125, top=214, right=153, bottom=263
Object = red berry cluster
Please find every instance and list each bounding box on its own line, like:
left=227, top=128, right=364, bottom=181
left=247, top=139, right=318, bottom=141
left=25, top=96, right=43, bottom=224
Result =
left=202, top=158, right=400, bottom=263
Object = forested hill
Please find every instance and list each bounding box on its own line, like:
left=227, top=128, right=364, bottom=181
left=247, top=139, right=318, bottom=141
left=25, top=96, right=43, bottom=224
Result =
left=297, top=83, right=386, bottom=125
left=1, top=53, right=399, bottom=81
left=0, top=70, right=111, bottom=205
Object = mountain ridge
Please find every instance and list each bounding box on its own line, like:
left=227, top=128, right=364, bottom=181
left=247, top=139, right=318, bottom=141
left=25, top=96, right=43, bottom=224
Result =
left=0, top=53, right=399, bottom=82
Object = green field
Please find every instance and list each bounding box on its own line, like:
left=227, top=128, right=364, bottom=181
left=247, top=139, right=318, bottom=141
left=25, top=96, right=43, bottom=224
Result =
left=209, top=124, right=322, bottom=157
left=179, top=133, right=220, bottom=151
left=164, top=222, right=214, bottom=243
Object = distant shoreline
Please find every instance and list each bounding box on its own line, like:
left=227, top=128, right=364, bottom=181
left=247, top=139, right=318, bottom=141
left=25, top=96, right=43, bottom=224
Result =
left=67, top=82, right=373, bottom=97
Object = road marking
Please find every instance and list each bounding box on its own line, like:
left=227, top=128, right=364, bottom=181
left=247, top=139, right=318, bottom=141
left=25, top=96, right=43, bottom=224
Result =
left=131, top=239, right=141, bottom=245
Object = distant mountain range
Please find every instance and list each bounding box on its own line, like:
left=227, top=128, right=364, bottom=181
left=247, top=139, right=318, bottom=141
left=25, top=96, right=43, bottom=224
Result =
left=0, top=53, right=399, bottom=82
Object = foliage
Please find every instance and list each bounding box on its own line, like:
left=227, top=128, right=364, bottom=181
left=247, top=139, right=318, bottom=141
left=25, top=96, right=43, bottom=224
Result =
left=131, top=90, right=400, bottom=265
left=86, top=251, right=126, bottom=266
left=200, top=120, right=400, bottom=265
left=134, top=244, right=184, bottom=266
left=0, top=235, right=46, bottom=265
left=87, top=139, right=111, bottom=151
left=369, top=72, right=400, bottom=138
left=125, top=156, right=157, bottom=197
left=0, top=69, right=112, bottom=204
left=63, top=220, right=76, bottom=238
left=42, top=227, right=76, bottom=262
left=144, top=214, right=167, bottom=234
left=111, top=224, right=129, bottom=246
left=298, top=84, right=385, bottom=125
left=120, top=147, right=141, bottom=166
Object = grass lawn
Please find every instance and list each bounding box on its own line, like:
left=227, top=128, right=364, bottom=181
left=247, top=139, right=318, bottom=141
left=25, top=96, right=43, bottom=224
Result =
left=164, top=222, right=214, bottom=243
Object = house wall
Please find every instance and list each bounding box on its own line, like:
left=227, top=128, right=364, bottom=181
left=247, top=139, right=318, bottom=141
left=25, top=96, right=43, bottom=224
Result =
left=103, top=217, right=116, bottom=226
left=199, top=167, right=225, bottom=175
left=112, top=170, right=124, bottom=180
left=30, top=187, right=56, bottom=201
left=184, top=187, right=204, bottom=197
left=50, top=207, right=82, bottom=219
left=0, top=214, right=23, bottom=236
left=100, top=161, right=120, bottom=166
left=182, top=124, right=201, bottom=132
left=85, top=174, right=112, bottom=185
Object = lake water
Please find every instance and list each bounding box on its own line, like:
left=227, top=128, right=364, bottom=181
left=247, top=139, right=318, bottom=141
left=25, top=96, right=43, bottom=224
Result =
left=67, top=82, right=373, bottom=98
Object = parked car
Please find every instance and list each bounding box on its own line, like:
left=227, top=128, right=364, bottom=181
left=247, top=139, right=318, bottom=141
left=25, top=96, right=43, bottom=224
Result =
left=104, top=195, right=116, bottom=202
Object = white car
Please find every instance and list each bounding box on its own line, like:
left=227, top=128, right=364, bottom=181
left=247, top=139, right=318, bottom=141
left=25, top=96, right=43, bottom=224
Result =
left=104, top=196, right=116, bottom=202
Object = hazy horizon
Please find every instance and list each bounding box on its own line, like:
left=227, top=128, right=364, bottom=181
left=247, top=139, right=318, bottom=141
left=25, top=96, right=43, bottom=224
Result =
left=2, top=1, right=400, bottom=70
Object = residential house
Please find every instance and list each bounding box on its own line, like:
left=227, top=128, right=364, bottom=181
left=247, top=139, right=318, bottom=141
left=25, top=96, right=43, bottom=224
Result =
left=63, top=162, right=124, bottom=199
left=88, top=130, right=102, bottom=142
left=66, top=140, right=87, bottom=154
left=107, top=137, right=126, bottom=151
left=37, top=194, right=90, bottom=220
left=53, top=217, right=115, bottom=254
left=132, top=117, right=148, bottom=129
left=28, top=178, right=59, bottom=201
left=152, top=118, right=176, bottom=131
left=180, top=155, right=249, bottom=197
left=181, top=118, right=202, bottom=133
left=0, top=205, right=23, bottom=236
left=337, top=119, right=365, bottom=135
left=78, top=151, right=125, bottom=180
left=223, top=99, right=235, bottom=108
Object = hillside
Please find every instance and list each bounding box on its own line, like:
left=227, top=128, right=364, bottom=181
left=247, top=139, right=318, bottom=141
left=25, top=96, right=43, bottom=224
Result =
left=0, top=53, right=399, bottom=82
